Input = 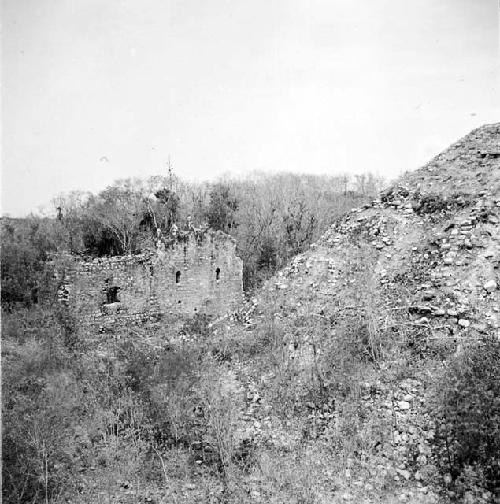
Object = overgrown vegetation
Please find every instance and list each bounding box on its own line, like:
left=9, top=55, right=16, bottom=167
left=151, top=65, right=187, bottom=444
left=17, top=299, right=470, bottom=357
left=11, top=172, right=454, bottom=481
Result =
left=2, top=172, right=381, bottom=299
left=1, top=305, right=249, bottom=503
left=3, top=170, right=500, bottom=503
left=3, top=247, right=499, bottom=502
left=429, top=337, right=500, bottom=499
left=412, top=192, right=474, bottom=218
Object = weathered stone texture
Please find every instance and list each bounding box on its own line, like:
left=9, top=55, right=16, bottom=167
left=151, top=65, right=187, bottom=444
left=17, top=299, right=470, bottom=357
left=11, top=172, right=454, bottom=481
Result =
left=58, top=230, right=243, bottom=324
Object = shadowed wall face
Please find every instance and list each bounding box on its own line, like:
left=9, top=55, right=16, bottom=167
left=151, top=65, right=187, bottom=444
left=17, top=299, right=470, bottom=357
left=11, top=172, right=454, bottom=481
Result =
left=59, top=230, right=243, bottom=324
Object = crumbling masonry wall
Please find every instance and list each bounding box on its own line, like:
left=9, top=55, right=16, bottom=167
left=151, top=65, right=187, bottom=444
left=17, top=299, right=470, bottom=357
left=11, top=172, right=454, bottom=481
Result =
left=58, top=230, right=243, bottom=324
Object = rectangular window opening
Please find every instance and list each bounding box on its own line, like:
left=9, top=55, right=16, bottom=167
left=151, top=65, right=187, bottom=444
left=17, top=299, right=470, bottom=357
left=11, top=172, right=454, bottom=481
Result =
left=106, top=286, right=120, bottom=304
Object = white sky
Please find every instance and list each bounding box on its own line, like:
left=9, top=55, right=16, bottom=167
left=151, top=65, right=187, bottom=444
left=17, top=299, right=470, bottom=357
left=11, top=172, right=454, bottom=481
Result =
left=2, top=0, right=499, bottom=216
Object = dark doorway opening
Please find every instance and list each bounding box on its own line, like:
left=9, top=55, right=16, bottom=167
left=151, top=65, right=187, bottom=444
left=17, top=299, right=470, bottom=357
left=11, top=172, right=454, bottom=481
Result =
left=176, top=271, right=181, bottom=284
left=216, top=267, right=221, bottom=281
left=106, top=286, right=120, bottom=304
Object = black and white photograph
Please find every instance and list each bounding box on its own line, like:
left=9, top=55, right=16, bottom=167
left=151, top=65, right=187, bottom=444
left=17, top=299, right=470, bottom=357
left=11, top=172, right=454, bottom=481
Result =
left=1, top=1, right=499, bottom=502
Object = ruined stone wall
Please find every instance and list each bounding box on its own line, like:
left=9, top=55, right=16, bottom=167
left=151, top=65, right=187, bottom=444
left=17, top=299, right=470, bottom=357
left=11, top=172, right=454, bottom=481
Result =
left=153, top=229, right=243, bottom=315
left=58, top=230, right=243, bottom=325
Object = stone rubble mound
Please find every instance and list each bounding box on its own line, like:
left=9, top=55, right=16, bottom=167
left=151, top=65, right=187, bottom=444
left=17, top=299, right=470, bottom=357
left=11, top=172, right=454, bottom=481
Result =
left=257, top=123, right=500, bottom=340
left=226, top=124, right=500, bottom=500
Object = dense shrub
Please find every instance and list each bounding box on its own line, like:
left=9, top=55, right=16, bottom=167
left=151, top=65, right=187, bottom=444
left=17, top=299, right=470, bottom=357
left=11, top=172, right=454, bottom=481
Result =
left=1, top=217, right=66, bottom=308
left=2, top=336, right=84, bottom=503
left=180, top=313, right=211, bottom=337
left=430, top=336, right=500, bottom=497
left=413, top=192, right=473, bottom=216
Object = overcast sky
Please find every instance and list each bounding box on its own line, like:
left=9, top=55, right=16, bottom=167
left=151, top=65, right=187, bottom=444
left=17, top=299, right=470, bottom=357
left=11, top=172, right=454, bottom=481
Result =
left=2, top=0, right=499, bottom=216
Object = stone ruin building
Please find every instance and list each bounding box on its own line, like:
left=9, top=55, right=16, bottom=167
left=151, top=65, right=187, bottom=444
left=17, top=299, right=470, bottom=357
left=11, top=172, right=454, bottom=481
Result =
left=57, top=228, right=243, bottom=325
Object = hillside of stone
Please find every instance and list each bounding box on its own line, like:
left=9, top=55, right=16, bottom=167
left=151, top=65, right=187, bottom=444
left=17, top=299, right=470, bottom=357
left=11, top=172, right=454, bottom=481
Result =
left=205, top=123, right=500, bottom=503
left=254, top=122, right=500, bottom=338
